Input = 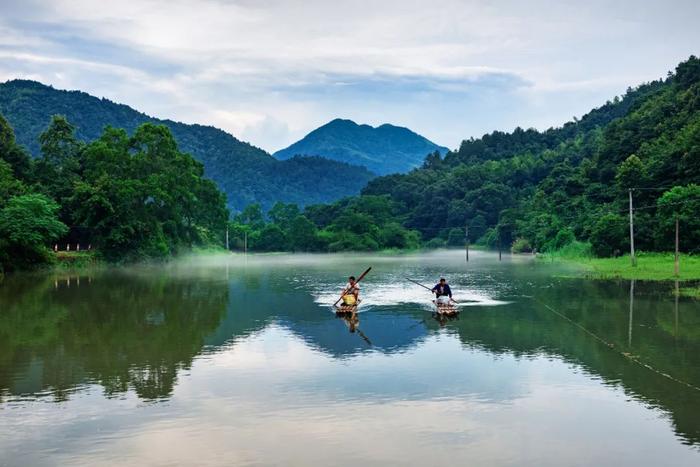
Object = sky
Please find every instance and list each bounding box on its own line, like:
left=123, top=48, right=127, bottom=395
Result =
left=0, top=0, right=698, bottom=153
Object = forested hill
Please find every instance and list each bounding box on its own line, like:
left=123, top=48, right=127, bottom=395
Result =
left=274, top=118, right=448, bottom=175
left=359, top=56, right=700, bottom=255
left=0, top=80, right=374, bottom=211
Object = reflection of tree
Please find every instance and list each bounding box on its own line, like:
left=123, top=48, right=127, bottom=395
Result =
left=0, top=271, right=227, bottom=402
left=432, top=279, right=700, bottom=446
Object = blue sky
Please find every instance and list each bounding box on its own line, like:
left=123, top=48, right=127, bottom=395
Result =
left=0, top=0, right=698, bottom=152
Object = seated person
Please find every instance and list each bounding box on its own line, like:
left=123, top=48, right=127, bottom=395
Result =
left=340, top=276, right=360, bottom=306
left=431, top=278, right=452, bottom=305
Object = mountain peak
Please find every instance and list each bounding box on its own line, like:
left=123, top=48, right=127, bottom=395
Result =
left=274, top=119, right=448, bottom=175
left=0, top=80, right=375, bottom=212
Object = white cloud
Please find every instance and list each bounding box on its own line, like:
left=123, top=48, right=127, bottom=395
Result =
left=0, top=0, right=698, bottom=151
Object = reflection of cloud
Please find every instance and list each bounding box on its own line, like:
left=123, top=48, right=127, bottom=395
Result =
left=5, top=327, right=697, bottom=467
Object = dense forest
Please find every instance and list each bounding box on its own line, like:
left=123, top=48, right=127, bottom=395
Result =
left=232, top=56, right=700, bottom=255
left=0, top=114, right=229, bottom=271
left=359, top=56, right=700, bottom=255
left=0, top=80, right=375, bottom=212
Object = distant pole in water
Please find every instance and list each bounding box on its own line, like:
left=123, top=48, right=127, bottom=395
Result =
left=674, top=279, right=679, bottom=337
left=465, top=224, right=469, bottom=262
left=629, top=188, right=636, bottom=266
left=674, top=216, right=679, bottom=277
left=628, top=279, right=635, bottom=347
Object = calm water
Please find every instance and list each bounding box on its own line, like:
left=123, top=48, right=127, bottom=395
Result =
left=1, top=251, right=699, bottom=466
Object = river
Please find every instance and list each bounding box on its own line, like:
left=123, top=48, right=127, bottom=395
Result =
left=1, top=250, right=699, bottom=466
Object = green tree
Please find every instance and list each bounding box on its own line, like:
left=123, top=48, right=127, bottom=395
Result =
left=0, top=159, right=24, bottom=205
left=38, top=115, right=81, bottom=167
left=380, top=222, right=420, bottom=249
left=656, top=185, right=700, bottom=252
left=0, top=114, right=32, bottom=180
left=0, top=194, right=67, bottom=270
left=446, top=228, right=464, bottom=246
left=590, top=214, right=628, bottom=257
left=615, top=154, right=646, bottom=189
left=70, top=123, right=228, bottom=261
left=256, top=224, right=288, bottom=251
left=268, top=202, right=300, bottom=225
left=287, top=215, right=318, bottom=251
left=235, top=204, right=265, bottom=230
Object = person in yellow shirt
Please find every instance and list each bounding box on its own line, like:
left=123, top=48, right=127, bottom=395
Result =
left=340, top=275, right=360, bottom=306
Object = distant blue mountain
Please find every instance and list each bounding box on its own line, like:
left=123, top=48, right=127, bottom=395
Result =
left=274, top=118, right=449, bottom=175
left=0, top=80, right=375, bottom=212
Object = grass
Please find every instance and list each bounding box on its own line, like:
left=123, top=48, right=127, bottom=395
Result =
left=680, top=287, right=700, bottom=298
left=54, top=250, right=99, bottom=269
left=579, top=253, right=700, bottom=280
left=538, top=242, right=700, bottom=281
left=570, top=255, right=700, bottom=281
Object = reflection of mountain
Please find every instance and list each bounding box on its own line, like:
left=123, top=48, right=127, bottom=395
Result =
left=205, top=278, right=429, bottom=357
left=432, top=279, right=700, bottom=446
left=0, top=272, right=228, bottom=402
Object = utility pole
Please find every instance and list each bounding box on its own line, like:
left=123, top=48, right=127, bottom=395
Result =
left=674, top=216, right=679, bottom=277
left=225, top=226, right=229, bottom=251
left=465, top=224, right=469, bottom=262
left=244, top=231, right=248, bottom=255
left=628, top=188, right=636, bottom=266
left=498, top=225, right=502, bottom=261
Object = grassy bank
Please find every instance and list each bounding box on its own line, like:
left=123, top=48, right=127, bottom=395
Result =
left=54, top=251, right=100, bottom=269
left=679, top=287, right=700, bottom=298
left=539, top=242, right=700, bottom=281
left=577, top=253, right=700, bottom=281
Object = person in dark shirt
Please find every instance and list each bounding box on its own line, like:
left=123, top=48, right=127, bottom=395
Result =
left=431, top=278, right=452, bottom=305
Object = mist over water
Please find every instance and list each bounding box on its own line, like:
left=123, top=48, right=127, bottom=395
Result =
left=1, top=250, right=699, bottom=466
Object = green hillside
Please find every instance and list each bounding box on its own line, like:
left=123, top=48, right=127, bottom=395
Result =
left=0, top=80, right=374, bottom=211
left=356, top=56, right=700, bottom=255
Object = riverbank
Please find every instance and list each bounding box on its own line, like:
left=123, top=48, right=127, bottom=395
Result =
left=54, top=251, right=100, bottom=268
left=543, top=251, right=700, bottom=281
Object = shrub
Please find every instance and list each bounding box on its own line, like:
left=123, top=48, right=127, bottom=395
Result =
left=511, top=237, right=533, bottom=253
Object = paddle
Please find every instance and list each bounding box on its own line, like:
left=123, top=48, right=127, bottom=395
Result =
left=406, top=277, right=460, bottom=305
left=333, top=267, right=372, bottom=307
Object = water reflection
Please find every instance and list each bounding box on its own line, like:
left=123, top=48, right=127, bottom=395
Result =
left=0, top=270, right=228, bottom=402
left=0, top=252, right=699, bottom=465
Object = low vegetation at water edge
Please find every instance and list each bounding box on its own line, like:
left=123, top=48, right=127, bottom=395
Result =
left=549, top=251, right=700, bottom=281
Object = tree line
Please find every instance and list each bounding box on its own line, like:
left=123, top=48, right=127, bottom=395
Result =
left=228, top=195, right=421, bottom=252
left=0, top=114, right=228, bottom=272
